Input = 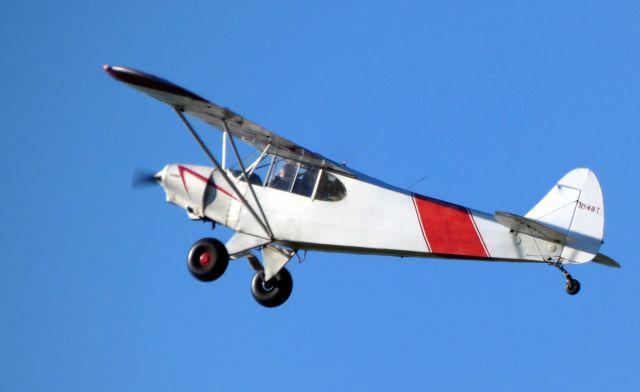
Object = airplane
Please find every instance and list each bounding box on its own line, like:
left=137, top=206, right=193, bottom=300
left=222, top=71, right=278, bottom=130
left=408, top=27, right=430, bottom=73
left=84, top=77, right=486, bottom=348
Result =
left=104, top=64, right=619, bottom=308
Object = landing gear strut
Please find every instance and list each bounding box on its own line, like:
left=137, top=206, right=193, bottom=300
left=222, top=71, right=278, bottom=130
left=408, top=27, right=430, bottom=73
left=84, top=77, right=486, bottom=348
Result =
left=551, top=262, right=581, bottom=295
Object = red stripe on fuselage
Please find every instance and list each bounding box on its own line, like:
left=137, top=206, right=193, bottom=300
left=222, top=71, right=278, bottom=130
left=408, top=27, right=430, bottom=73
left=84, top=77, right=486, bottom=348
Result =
left=177, top=165, right=238, bottom=201
left=411, top=195, right=432, bottom=252
left=412, top=194, right=488, bottom=258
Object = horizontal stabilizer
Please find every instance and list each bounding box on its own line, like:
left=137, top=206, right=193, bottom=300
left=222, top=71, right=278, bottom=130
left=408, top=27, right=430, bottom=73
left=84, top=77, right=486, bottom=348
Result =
left=592, top=253, right=621, bottom=268
left=495, top=211, right=574, bottom=244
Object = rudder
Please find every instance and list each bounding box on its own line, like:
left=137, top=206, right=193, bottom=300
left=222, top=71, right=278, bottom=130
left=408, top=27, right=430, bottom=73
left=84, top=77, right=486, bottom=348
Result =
left=525, top=168, right=604, bottom=263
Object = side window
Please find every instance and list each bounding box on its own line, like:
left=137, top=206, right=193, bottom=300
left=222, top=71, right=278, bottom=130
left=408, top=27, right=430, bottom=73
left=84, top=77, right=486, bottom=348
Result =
left=315, top=171, right=346, bottom=201
left=265, top=158, right=344, bottom=201
left=267, top=158, right=297, bottom=192
left=292, top=165, right=319, bottom=197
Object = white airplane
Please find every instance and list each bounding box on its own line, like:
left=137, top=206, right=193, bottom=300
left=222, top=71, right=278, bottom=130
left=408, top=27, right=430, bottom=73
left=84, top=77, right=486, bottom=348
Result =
left=105, top=64, right=619, bottom=307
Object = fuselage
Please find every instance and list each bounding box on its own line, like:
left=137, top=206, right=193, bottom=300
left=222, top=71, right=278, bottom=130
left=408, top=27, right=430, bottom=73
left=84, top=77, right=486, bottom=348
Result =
left=157, top=163, right=568, bottom=264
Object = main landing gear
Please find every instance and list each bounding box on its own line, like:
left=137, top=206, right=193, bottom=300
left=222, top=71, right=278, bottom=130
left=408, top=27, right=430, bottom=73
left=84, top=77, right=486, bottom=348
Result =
left=186, top=237, right=293, bottom=307
left=250, top=268, right=293, bottom=308
left=187, top=238, right=229, bottom=282
left=551, top=262, right=581, bottom=296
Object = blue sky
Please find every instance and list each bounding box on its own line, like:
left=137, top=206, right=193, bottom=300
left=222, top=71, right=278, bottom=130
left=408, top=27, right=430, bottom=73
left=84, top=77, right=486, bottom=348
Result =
left=2, top=1, right=639, bottom=390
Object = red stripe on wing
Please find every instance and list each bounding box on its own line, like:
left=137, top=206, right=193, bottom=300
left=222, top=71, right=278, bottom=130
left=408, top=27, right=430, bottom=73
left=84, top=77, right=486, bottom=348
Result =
left=413, top=195, right=488, bottom=258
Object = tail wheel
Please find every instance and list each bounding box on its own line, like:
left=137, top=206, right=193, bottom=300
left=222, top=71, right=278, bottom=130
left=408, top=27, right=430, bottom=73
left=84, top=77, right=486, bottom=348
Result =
left=251, top=267, right=293, bottom=308
left=187, top=238, right=229, bottom=282
left=565, top=278, right=581, bottom=295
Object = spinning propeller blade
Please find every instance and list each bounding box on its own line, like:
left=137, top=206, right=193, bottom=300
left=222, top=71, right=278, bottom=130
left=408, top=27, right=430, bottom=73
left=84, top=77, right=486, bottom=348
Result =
left=131, top=168, right=161, bottom=189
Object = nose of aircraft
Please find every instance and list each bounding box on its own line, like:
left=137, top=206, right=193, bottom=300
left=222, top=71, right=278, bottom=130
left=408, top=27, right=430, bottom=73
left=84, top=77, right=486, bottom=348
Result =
left=154, top=165, right=168, bottom=185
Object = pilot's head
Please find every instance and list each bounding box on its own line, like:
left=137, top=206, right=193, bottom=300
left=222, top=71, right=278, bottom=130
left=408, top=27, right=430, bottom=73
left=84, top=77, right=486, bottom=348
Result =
left=278, top=163, right=296, bottom=178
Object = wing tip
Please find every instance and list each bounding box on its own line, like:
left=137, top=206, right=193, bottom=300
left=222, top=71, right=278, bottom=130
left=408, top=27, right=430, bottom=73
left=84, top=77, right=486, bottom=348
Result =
left=102, top=64, right=206, bottom=102
left=103, top=64, right=116, bottom=78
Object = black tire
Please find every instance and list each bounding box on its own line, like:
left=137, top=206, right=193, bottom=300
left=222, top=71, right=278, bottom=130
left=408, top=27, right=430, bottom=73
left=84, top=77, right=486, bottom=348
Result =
left=186, top=238, right=229, bottom=282
left=565, top=278, right=581, bottom=295
left=250, top=267, right=293, bottom=308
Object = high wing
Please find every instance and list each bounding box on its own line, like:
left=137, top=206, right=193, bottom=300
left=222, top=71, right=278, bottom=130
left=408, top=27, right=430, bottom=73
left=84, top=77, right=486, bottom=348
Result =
left=104, top=65, right=351, bottom=175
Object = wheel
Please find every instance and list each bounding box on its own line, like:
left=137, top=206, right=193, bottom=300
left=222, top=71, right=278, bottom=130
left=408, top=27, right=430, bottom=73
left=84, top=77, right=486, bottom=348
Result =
left=250, top=267, right=293, bottom=308
left=186, top=238, right=229, bottom=282
left=565, top=278, right=581, bottom=295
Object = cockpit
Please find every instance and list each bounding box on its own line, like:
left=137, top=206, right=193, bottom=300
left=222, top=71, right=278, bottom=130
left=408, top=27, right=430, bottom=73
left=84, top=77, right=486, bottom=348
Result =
left=233, top=155, right=346, bottom=201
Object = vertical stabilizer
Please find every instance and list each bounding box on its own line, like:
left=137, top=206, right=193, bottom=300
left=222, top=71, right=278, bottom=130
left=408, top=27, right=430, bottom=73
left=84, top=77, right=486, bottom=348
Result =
left=525, top=168, right=604, bottom=263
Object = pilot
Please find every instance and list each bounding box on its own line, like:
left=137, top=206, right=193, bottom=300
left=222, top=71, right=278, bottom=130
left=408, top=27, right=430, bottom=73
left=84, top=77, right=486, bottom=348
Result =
left=269, top=162, right=296, bottom=191
left=293, top=167, right=319, bottom=196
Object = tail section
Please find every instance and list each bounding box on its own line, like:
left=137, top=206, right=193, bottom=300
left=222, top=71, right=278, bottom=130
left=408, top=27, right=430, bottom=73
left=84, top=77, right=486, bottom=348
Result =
left=525, top=168, right=605, bottom=263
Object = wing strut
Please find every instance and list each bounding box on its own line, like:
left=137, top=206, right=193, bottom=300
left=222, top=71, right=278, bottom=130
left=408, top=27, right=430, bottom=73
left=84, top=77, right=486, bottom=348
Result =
left=174, top=108, right=273, bottom=239
left=222, top=119, right=273, bottom=238
left=247, top=143, right=271, bottom=177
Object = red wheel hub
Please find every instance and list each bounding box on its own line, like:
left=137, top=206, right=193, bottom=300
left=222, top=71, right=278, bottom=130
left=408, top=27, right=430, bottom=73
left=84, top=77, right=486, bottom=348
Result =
left=199, top=252, right=211, bottom=266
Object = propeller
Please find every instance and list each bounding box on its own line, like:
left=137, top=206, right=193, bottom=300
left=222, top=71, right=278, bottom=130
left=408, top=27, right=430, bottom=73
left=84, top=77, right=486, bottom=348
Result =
left=131, top=168, right=160, bottom=189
